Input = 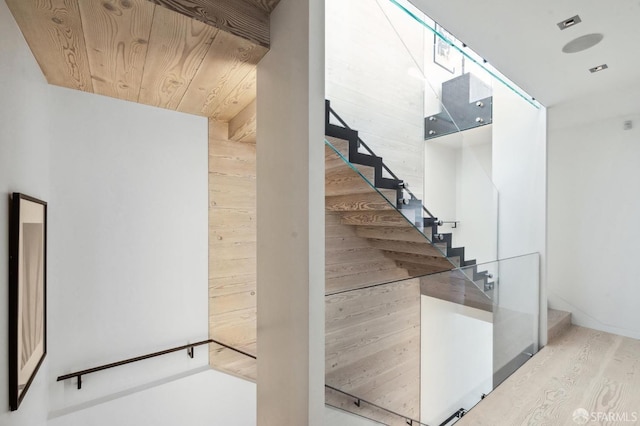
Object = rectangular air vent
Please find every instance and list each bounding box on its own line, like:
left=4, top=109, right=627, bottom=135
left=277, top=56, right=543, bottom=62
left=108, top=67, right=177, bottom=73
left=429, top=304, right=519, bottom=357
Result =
left=557, top=15, right=582, bottom=30
left=589, top=64, right=608, bottom=73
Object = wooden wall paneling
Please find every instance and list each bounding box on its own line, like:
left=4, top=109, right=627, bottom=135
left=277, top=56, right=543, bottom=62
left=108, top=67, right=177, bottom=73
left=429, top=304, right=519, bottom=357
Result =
left=78, top=0, right=155, bottom=102
left=5, top=0, right=93, bottom=91
left=325, top=212, right=409, bottom=295
left=228, top=99, right=257, bottom=143
left=147, top=0, right=271, bottom=48
left=325, top=279, right=421, bottom=421
left=209, top=119, right=257, bottom=379
left=138, top=6, right=219, bottom=110
left=208, top=68, right=257, bottom=121
left=178, top=30, right=266, bottom=117
left=209, top=342, right=256, bottom=381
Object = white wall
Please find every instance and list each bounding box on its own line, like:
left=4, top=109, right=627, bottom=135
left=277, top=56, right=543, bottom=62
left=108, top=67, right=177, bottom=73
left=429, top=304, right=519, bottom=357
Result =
left=548, top=87, right=640, bottom=339
left=420, top=296, right=492, bottom=425
left=492, top=82, right=547, bottom=344
left=424, top=141, right=457, bottom=221
left=47, top=86, right=208, bottom=412
left=0, top=1, right=52, bottom=423
left=456, top=136, right=496, bottom=264
left=424, top=126, right=496, bottom=264
left=325, top=407, right=382, bottom=426
left=1, top=2, right=209, bottom=422
left=48, top=370, right=255, bottom=426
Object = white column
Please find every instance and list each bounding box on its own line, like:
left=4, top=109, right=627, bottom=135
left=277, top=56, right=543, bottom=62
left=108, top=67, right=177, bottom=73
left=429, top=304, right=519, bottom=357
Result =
left=256, top=0, right=325, bottom=424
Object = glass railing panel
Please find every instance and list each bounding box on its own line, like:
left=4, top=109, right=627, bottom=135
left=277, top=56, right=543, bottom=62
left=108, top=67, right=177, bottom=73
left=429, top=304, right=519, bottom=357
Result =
left=325, top=276, right=423, bottom=424
left=418, top=253, right=540, bottom=424
left=491, top=253, right=540, bottom=387
left=386, top=0, right=539, bottom=109
left=326, top=0, right=501, bottom=270
left=372, top=0, right=499, bottom=266
left=325, top=253, right=540, bottom=425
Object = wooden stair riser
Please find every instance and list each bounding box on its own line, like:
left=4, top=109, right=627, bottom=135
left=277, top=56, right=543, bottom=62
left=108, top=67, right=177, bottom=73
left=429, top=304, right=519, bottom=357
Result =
left=326, top=163, right=375, bottom=184
left=355, top=226, right=432, bottom=243
left=326, top=192, right=396, bottom=212
left=340, top=211, right=414, bottom=228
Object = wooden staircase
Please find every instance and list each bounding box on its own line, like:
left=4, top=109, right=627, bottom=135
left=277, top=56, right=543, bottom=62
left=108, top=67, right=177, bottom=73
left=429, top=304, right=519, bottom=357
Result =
left=325, top=101, right=495, bottom=300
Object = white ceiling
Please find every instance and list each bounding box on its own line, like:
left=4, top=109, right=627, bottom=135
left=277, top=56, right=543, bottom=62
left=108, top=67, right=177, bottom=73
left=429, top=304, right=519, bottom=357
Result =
left=409, top=0, right=640, bottom=107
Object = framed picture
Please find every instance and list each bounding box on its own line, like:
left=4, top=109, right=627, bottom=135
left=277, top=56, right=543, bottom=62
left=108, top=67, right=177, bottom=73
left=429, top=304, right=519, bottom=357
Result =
left=434, top=24, right=458, bottom=74
left=9, top=193, right=47, bottom=411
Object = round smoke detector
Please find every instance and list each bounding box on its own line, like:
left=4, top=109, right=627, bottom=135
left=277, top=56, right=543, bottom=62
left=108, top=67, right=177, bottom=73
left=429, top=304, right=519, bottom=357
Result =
left=562, top=33, right=604, bottom=53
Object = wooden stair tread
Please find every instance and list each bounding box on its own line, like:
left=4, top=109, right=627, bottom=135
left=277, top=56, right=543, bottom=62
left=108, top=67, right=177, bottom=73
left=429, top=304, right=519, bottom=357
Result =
left=547, top=308, right=571, bottom=343
left=394, top=260, right=452, bottom=276
left=356, top=226, right=432, bottom=243
left=325, top=135, right=350, bottom=157
left=382, top=251, right=453, bottom=269
left=325, top=175, right=376, bottom=197
left=367, top=238, right=443, bottom=257
left=340, top=210, right=416, bottom=227
left=326, top=192, right=396, bottom=212
left=326, top=162, right=375, bottom=182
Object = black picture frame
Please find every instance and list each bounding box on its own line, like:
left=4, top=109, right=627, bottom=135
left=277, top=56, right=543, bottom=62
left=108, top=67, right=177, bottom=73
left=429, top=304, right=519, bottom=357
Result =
left=9, top=193, right=47, bottom=411
left=434, top=24, right=458, bottom=74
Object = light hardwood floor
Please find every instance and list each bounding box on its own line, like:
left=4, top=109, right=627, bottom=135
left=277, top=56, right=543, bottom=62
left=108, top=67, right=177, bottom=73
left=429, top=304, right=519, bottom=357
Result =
left=458, top=326, right=640, bottom=426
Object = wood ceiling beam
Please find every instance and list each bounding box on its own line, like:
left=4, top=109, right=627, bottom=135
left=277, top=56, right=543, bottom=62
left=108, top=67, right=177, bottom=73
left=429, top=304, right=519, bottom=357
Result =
left=146, top=0, right=271, bottom=48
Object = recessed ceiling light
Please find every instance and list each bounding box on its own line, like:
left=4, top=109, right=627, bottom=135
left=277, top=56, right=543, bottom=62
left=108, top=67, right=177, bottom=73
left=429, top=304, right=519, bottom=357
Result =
left=589, top=64, right=608, bottom=73
left=557, top=15, right=582, bottom=30
left=562, top=33, right=604, bottom=53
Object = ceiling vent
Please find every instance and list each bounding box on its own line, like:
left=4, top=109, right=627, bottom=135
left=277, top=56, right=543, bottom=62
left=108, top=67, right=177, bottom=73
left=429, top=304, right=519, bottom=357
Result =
left=557, top=15, right=582, bottom=30
left=589, top=64, right=609, bottom=73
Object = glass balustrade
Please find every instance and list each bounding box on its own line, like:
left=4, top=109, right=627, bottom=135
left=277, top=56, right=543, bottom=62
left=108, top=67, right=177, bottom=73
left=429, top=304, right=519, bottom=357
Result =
left=326, top=0, right=540, bottom=268
left=325, top=253, right=540, bottom=425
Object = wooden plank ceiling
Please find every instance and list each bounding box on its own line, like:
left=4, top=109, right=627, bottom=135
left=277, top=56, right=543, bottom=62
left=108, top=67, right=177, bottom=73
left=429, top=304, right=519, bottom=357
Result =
left=5, top=0, right=280, bottom=120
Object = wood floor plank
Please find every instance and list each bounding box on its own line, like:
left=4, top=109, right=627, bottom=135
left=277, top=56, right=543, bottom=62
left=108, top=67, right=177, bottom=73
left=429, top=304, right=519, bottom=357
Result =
left=458, top=326, right=640, bottom=426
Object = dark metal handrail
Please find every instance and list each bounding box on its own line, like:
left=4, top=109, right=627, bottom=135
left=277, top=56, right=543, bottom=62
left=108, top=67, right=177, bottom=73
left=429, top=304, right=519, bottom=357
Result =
left=438, top=408, right=466, bottom=426
left=57, top=338, right=254, bottom=389
left=327, top=104, right=435, bottom=219
left=326, top=384, right=428, bottom=425
left=59, top=337, right=437, bottom=425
